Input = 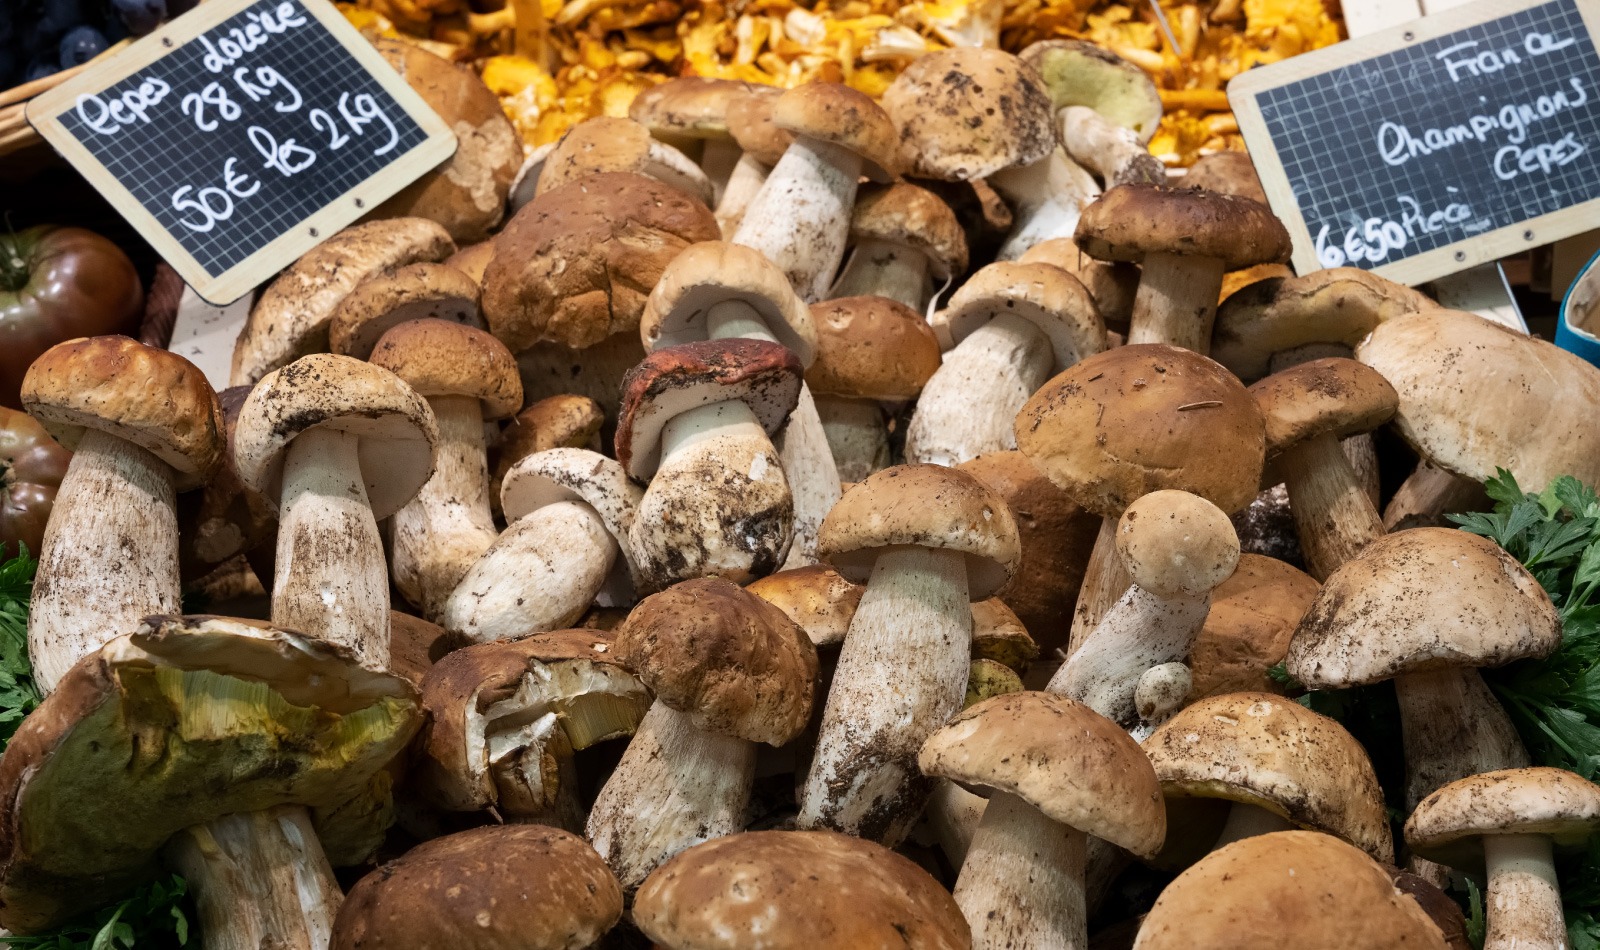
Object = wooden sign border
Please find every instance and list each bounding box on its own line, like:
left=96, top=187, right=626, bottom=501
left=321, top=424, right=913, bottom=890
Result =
left=1229, top=0, right=1600, bottom=285
left=25, top=0, right=457, bottom=305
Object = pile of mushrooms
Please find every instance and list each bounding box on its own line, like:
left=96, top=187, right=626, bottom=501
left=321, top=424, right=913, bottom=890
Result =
left=8, top=35, right=1600, bottom=950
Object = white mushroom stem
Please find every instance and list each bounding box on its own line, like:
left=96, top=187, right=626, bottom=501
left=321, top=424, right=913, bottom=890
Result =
left=1051, top=584, right=1211, bottom=728
left=704, top=300, right=842, bottom=570
left=1067, top=518, right=1134, bottom=658
left=271, top=427, right=389, bottom=665
left=798, top=546, right=969, bottom=844
left=1127, top=252, right=1228, bottom=353
left=1279, top=431, right=1386, bottom=581
left=164, top=806, right=341, bottom=950
left=1133, top=661, right=1192, bottom=732
left=1385, top=462, right=1487, bottom=531
left=585, top=701, right=755, bottom=890
left=715, top=153, right=770, bottom=239
left=1210, top=802, right=1294, bottom=851
left=1264, top=343, right=1383, bottom=514
left=953, top=791, right=1089, bottom=950
left=1482, top=834, right=1568, bottom=950
left=905, top=313, right=1055, bottom=467
left=28, top=429, right=180, bottom=691
left=829, top=240, right=932, bottom=311
left=440, top=501, right=616, bottom=643
left=813, top=395, right=890, bottom=483
left=1060, top=107, right=1165, bottom=187
left=924, top=780, right=987, bottom=867
left=1394, top=666, right=1530, bottom=810
left=992, top=152, right=1101, bottom=261
left=732, top=137, right=864, bottom=302
left=700, top=138, right=743, bottom=205
left=390, top=394, right=498, bottom=620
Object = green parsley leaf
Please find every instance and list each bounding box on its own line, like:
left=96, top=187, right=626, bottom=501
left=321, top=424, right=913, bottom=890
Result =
left=0, top=547, right=41, bottom=753
left=3, top=875, right=192, bottom=949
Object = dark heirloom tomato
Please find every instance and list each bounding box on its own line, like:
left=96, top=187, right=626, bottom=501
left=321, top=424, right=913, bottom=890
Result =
left=0, top=226, right=143, bottom=409
left=0, top=406, right=71, bottom=559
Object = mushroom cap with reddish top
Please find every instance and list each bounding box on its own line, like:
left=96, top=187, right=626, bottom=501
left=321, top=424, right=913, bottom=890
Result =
left=1075, top=185, right=1292, bottom=271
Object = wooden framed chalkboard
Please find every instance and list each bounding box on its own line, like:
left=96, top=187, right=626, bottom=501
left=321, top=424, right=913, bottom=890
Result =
left=25, top=0, right=457, bottom=304
left=1229, top=0, right=1600, bottom=285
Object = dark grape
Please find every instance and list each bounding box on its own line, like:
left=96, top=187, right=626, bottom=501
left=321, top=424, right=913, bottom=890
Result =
left=22, top=0, right=85, bottom=52
left=58, top=24, right=106, bottom=68
left=167, top=0, right=197, bottom=16
left=24, top=53, right=60, bottom=82
left=110, top=0, right=165, bottom=35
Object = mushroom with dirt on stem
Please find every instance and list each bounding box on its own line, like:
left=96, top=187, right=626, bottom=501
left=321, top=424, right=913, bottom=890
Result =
left=828, top=182, right=969, bottom=312
left=586, top=578, right=817, bottom=889
left=1020, top=40, right=1167, bottom=188
left=368, top=319, right=522, bottom=621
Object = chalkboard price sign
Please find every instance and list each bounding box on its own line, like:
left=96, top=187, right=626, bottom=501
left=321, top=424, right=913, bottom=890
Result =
left=26, top=0, right=456, bottom=304
left=1229, top=0, right=1600, bottom=285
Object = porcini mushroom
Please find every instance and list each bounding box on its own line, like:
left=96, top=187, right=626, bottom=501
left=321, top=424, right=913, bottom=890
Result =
left=920, top=691, right=1164, bottom=949
left=326, top=263, right=483, bottom=360
left=534, top=116, right=714, bottom=206
left=829, top=182, right=969, bottom=312
left=628, top=76, right=755, bottom=203
left=369, top=319, right=521, bottom=620
left=1021, top=40, right=1166, bottom=188
left=20, top=336, right=223, bottom=690
left=798, top=465, right=1019, bottom=843
left=1184, top=150, right=1269, bottom=204
left=1186, top=554, right=1319, bottom=699
left=719, top=84, right=787, bottom=238
left=490, top=393, right=604, bottom=498
left=586, top=578, right=817, bottom=888
left=1018, top=237, right=1139, bottom=331
left=906, top=260, right=1106, bottom=466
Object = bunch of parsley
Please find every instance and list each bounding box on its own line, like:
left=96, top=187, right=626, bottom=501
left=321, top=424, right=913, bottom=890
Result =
left=0, top=548, right=41, bottom=751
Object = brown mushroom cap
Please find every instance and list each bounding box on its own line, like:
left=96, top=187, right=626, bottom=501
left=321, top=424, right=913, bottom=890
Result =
left=22, top=336, right=223, bottom=491
left=481, top=172, right=720, bottom=353
left=331, top=824, right=622, bottom=949
left=1116, top=489, right=1240, bottom=598
left=1287, top=528, right=1562, bottom=689
left=818, top=464, right=1022, bottom=600
left=1212, top=268, right=1436, bottom=382
left=1249, top=358, right=1398, bottom=455
left=934, top=261, right=1107, bottom=373
left=1134, top=831, right=1448, bottom=950
left=1019, top=39, right=1164, bottom=143
left=806, top=296, right=943, bottom=400
left=726, top=85, right=793, bottom=165
left=882, top=47, right=1058, bottom=182
left=850, top=182, right=969, bottom=279
left=1018, top=238, right=1139, bottom=327
left=1147, top=692, right=1393, bottom=861
left=628, top=76, right=750, bottom=140
left=919, top=691, right=1165, bottom=857
left=773, top=82, right=902, bottom=181
left=370, top=40, right=522, bottom=244
left=633, top=830, right=970, bottom=950
left=1184, top=150, right=1268, bottom=204
left=369, top=319, right=522, bottom=421
left=327, top=263, right=483, bottom=360
left=618, top=578, right=818, bottom=745
left=640, top=242, right=817, bottom=362
left=232, top=354, right=439, bottom=520
left=745, top=564, right=863, bottom=649
left=387, top=610, right=451, bottom=687
left=1357, top=309, right=1600, bottom=489
left=499, top=449, right=640, bottom=592
left=1075, top=185, right=1292, bottom=271
left=1015, top=343, right=1266, bottom=518
left=1187, top=554, right=1319, bottom=699
left=614, top=338, right=803, bottom=480
left=491, top=395, right=605, bottom=497
left=970, top=598, right=1038, bottom=671
left=534, top=116, right=712, bottom=205
left=444, top=241, right=496, bottom=285
left=1405, top=767, right=1600, bottom=874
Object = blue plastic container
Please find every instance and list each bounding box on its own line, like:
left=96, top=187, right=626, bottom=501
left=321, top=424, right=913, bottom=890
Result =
left=1558, top=249, right=1600, bottom=367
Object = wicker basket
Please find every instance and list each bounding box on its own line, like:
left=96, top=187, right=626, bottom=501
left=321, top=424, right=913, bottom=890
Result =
left=0, top=43, right=130, bottom=158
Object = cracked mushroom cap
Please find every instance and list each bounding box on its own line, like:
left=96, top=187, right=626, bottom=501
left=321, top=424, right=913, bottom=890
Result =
left=1357, top=309, right=1600, bottom=489
left=806, top=296, right=943, bottom=401
left=1405, top=767, right=1600, bottom=875
left=22, top=336, right=223, bottom=491
left=628, top=76, right=749, bottom=141
left=726, top=85, right=792, bottom=166
left=1286, top=528, right=1561, bottom=690
left=481, top=172, right=720, bottom=353
left=1147, top=692, right=1393, bottom=862
left=1019, top=40, right=1164, bottom=143
left=1212, top=268, right=1436, bottom=382
left=415, top=629, right=650, bottom=815
left=618, top=578, right=818, bottom=745
left=1076, top=185, right=1292, bottom=272
left=0, top=615, right=419, bottom=933
left=882, top=47, right=1058, bottom=182
left=233, top=354, right=439, bottom=520
left=634, top=830, right=969, bottom=950
left=640, top=242, right=816, bottom=363
left=850, top=182, right=969, bottom=280
left=934, top=261, right=1107, bottom=373
left=1184, top=150, right=1268, bottom=204
left=919, top=691, right=1165, bottom=857
left=331, top=824, right=622, bottom=950
left=369, top=319, right=522, bottom=421
left=1015, top=344, right=1266, bottom=518
left=1133, top=831, right=1448, bottom=950
left=1116, top=490, right=1240, bottom=598
left=1018, top=238, right=1139, bottom=328
left=230, top=217, right=456, bottom=387
left=535, top=117, right=713, bottom=207
left=500, top=447, right=642, bottom=597
left=745, top=564, right=863, bottom=649
left=327, top=263, right=483, bottom=360
left=614, top=338, right=803, bottom=480
left=1187, top=554, right=1320, bottom=699
left=1250, top=358, right=1397, bottom=457
left=369, top=40, right=521, bottom=244
left=819, top=464, right=1021, bottom=600
left=773, top=82, right=901, bottom=182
